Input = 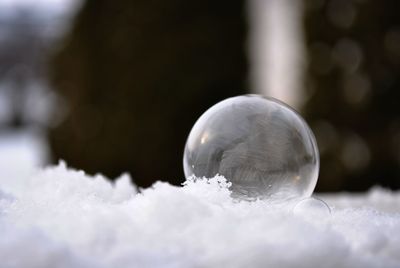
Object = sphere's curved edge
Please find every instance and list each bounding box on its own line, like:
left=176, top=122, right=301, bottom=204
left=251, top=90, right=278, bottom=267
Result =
left=183, top=94, right=321, bottom=200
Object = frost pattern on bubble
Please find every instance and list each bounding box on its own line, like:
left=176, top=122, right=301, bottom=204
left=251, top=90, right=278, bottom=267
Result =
left=183, top=95, right=320, bottom=200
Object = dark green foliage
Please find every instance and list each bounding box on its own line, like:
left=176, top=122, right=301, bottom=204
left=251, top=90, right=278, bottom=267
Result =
left=49, top=0, right=248, bottom=186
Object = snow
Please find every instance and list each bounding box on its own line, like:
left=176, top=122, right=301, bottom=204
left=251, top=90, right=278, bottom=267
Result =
left=0, top=161, right=399, bottom=268
left=0, top=129, right=49, bottom=196
left=0, top=0, right=81, bottom=17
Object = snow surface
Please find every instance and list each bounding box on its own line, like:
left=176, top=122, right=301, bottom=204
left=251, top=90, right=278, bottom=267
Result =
left=0, top=162, right=400, bottom=268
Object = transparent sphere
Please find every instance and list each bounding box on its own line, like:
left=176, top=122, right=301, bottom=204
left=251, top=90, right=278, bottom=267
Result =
left=293, top=197, right=331, bottom=217
left=183, top=95, right=319, bottom=200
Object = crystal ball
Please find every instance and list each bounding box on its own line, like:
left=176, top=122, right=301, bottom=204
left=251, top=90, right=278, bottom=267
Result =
left=183, top=95, right=319, bottom=200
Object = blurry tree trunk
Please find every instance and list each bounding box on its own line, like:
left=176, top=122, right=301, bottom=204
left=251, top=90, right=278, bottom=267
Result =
left=49, top=0, right=247, bottom=186
left=304, top=0, right=400, bottom=191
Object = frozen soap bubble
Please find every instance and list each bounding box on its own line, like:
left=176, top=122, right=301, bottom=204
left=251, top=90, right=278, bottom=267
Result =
left=183, top=95, right=319, bottom=200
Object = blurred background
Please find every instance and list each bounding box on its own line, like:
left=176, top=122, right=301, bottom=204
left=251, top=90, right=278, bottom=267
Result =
left=0, top=0, right=399, bottom=192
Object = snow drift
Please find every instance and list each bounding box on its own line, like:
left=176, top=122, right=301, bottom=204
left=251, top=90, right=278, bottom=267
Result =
left=0, top=162, right=399, bottom=268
